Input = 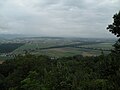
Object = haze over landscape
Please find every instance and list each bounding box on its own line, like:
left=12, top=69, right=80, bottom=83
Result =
left=0, top=0, right=120, bottom=38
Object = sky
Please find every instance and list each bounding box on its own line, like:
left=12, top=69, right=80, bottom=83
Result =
left=0, top=0, right=120, bottom=38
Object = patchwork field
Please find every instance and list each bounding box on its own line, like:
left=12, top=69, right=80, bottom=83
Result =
left=0, top=37, right=116, bottom=59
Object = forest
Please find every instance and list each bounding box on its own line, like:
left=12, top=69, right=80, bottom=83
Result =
left=0, top=11, right=120, bottom=90
left=0, top=53, right=119, bottom=90
left=0, top=43, right=24, bottom=53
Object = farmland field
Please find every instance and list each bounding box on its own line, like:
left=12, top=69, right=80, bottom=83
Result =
left=0, top=37, right=116, bottom=59
left=80, top=43, right=113, bottom=49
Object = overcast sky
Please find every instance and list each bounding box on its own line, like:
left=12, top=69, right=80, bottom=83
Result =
left=0, top=0, right=120, bottom=38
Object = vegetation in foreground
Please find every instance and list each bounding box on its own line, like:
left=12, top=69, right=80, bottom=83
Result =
left=0, top=53, right=120, bottom=90
left=0, top=11, right=120, bottom=90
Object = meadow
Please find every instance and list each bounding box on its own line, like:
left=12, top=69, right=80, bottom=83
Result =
left=0, top=37, right=115, bottom=61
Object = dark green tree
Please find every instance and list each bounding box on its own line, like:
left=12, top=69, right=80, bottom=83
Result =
left=107, top=11, right=120, bottom=37
left=107, top=11, right=120, bottom=54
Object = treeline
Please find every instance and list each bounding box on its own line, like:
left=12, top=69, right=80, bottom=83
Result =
left=0, top=52, right=120, bottom=90
left=0, top=43, right=24, bottom=53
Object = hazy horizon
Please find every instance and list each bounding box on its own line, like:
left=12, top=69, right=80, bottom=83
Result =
left=0, top=0, right=120, bottom=38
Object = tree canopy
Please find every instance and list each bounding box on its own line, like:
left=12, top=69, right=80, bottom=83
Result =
left=107, top=11, right=120, bottom=37
left=107, top=11, right=120, bottom=54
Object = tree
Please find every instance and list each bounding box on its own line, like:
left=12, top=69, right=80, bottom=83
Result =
left=107, top=11, right=120, bottom=54
left=107, top=11, right=120, bottom=37
left=106, top=11, right=120, bottom=89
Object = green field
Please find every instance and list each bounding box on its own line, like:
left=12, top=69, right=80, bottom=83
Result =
left=80, top=43, right=113, bottom=49
left=0, top=37, right=115, bottom=59
left=11, top=38, right=114, bottom=57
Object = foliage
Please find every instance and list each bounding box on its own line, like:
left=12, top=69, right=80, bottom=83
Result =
left=107, top=11, right=120, bottom=54
left=107, top=11, right=120, bottom=37
left=0, top=53, right=119, bottom=90
left=0, top=43, right=24, bottom=53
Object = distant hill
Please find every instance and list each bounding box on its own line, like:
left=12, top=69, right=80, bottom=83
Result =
left=0, top=34, right=25, bottom=39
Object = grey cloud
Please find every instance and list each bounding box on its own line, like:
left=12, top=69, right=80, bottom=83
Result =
left=0, top=0, right=120, bottom=38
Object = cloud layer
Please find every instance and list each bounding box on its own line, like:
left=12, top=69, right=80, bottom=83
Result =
left=0, top=0, right=120, bottom=38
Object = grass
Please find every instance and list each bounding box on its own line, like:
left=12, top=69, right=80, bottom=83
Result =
left=1, top=38, right=114, bottom=58
left=15, top=47, right=108, bottom=57
left=80, top=42, right=113, bottom=49
left=12, top=42, right=113, bottom=57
